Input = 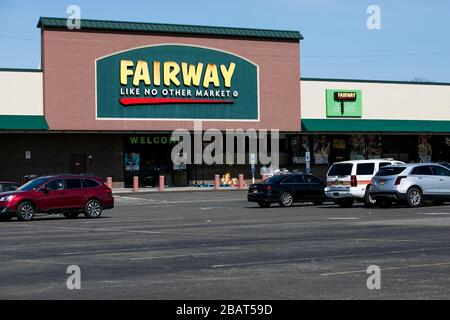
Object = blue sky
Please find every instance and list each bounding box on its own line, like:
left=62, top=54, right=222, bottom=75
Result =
left=0, top=0, right=449, bottom=82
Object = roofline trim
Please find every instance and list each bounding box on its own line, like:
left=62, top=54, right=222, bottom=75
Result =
left=301, top=77, right=450, bottom=86
left=37, top=17, right=303, bottom=40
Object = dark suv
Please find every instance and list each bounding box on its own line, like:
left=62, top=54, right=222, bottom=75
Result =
left=0, top=175, right=114, bottom=222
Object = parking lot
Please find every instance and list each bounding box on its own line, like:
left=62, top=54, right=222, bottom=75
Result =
left=1, top=190, right=450, bottom=299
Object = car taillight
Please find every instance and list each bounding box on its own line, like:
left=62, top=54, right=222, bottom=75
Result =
left=264, top=185, right=271, bottom=192
left=395, top=176, right=406, bottom=185
left=105, top=188, right=112, bottom=193
left=350, top=175, right=358, bottom=187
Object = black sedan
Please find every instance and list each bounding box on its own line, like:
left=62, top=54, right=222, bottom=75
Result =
left=248, top=173, right=328, bottom=208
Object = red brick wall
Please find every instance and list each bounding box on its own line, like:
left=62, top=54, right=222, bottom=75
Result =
left=42, top=29, right=301, bottom=131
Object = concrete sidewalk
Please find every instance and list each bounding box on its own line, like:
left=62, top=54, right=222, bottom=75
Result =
left=112, top=186, right=248, bottom=194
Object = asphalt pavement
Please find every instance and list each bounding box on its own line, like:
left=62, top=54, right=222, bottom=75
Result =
left=1, top=191, right=450, bottom=299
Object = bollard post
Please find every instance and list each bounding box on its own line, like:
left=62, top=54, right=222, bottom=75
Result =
left=133, top=176, right=139, bottom=192
left=106, top=177, right=113, bottom=189
left=262, top=174, right=268, bottom=182
left=159, top=176, right=165, bottom=192
left=239, top=174, right=245, bottom=190
left=215, top=175, right=220, bottom=190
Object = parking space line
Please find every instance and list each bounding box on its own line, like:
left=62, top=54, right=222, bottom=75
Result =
left=321, top=261, right=450, bottom=276
left=211, top=246, right=450, bottom=269
left=130, top=250, right=255, bottom=261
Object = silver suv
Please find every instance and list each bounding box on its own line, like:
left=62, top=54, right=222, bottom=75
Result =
left=370, top=163, right=450, bottom=208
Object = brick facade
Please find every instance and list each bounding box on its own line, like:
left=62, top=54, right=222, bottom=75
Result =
left=42, top=29, right=301, bottom=131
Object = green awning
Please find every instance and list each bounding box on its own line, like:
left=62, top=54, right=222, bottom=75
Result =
left=0, top=115, right=49, bottom=130
left=301, top=119, right=450, bottom=133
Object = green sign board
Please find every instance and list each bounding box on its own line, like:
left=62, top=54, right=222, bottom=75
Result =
left=96, top=44, right=259, bottom=120
left=326, top=89, right=362, bottom=117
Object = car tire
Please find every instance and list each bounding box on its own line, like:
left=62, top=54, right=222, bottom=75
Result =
left=279, top=192, right=294, bottom=207
left=364, top=185, right=377, bottom=208
left=63, top=212, right=80, bottom=219
left=406, top=187, right=422, bottom=208
left=84, top=199, right=103, bottom=219
left=16, top=202, right=35, bottom=222
left=258, top=201, right=271, bottom=208
left=336, top=198, right=354, bottom=208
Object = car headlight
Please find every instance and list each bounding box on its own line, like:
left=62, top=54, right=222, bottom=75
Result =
left=0, top=195, right=15, bottom=202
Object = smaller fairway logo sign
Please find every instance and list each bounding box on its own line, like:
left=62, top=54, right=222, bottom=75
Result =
left=96, top=44, right=259, bottom=120
left=326, top=89, right=362, bottom=117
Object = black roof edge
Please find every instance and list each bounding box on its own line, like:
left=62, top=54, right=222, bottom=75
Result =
left=0, top=68, right=42, bottom=73
left=301, top=77, right=450, bottom=86
left=37, top=16, right=303, bottom=40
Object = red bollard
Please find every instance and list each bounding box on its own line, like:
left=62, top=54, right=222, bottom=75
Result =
left=106, top=177, right=113, bottom=189
left=159, top=176, right=165, bottom=192
left=239, top=174, right=245, bottom=189
left=133, top=176, right=139, bottom=192
left=262, top=174, right=268, bottom=182
left=215, top=175, right=220, bottom=190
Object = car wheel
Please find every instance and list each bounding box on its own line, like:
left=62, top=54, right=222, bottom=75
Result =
left=63, top=212, right=80, bottom=219
left=258, top=201, right=271, bottom=208
left=336, top=198, right=354, bottom=208
left=364, top=185, right=377, bottom=208
left=16, top=202, right=35, bottom=222
left=279, top=192, right=294, bottom=207
left=84, top=200, right=103, bottom=219
left=406, top=188, right=422, bottom=208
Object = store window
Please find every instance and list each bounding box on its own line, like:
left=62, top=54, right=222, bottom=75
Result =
left=418, top=135, right=432, bottom=163
left=349, top=135, right=366, bottom=160
left=383, top=136, right=414, bottom=162
left=291, top=135, right=310, bottom=165
left=330, top=138, right=347, bottom=163
left=313, top=135, right=331, bottom=165
left=367, top=135, right=382, bottom=159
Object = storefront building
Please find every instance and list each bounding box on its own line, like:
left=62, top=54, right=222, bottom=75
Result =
left=2, top=18, right=450, bottom=186
left=296, top=78, right=450, bottom=177
left=0, top=17, right=302, bottom=187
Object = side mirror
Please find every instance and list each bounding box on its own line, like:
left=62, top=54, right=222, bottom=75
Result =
left=40, top=187, right=49, bottom=194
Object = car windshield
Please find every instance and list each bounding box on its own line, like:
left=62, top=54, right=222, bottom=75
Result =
left=17, top=178, right=48, bottom=191
left=376, top=167, right=406, bottom=176
left=328, top=164, right=353, bottom=176
left=266, top=175, right=288, bottom=184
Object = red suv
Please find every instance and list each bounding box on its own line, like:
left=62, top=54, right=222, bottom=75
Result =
left=0, top=175, right=114, bottom=222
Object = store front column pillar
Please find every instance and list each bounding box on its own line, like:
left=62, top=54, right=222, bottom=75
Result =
left=106, top=177, right=113, bottom=189
left=159, top=176, right=165, bottom=192
left=215, top=175, right=220, bottom=190
left=133, top=176, right=139, bottom=192
left=239, top=174, right=245, bottom=189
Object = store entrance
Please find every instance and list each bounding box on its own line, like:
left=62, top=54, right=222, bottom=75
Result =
left=123, top=135, right=188, bottom=188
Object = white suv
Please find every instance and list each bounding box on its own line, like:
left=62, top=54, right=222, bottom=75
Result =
left=324, top=159, right=404, bottom=207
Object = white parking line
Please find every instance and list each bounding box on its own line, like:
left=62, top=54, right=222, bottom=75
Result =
left=416, top=212, right=450, bottom=215
left=321, top=261, right=450, bottom=276
left=131, top=250, right=255, bottom=261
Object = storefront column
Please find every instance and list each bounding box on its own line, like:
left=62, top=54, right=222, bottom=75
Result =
left=159, top=176, right=165, bottom=192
